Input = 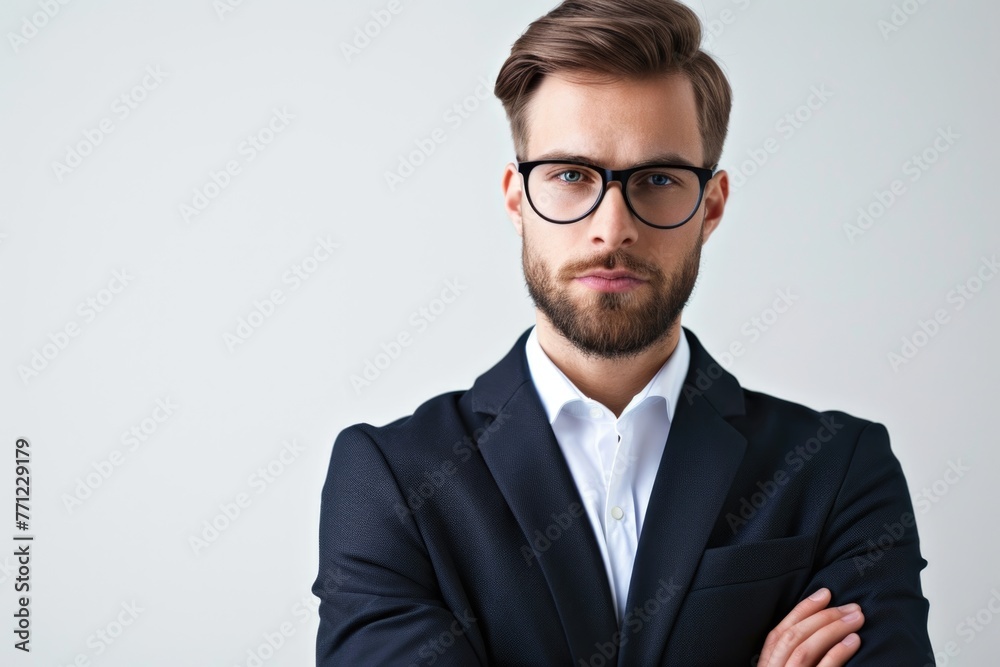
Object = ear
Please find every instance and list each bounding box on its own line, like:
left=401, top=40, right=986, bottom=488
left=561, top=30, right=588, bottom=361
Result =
left=700, top=169, right=729, bottom=244
left=501, top=162, right=524, bottom=237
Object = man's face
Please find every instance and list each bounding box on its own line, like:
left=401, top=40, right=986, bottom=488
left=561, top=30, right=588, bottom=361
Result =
left=502, top=71, right=728, bottom=359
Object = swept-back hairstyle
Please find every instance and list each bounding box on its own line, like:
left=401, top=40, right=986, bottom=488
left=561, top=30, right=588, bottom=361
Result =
left=494, top=0, right=732, bottom=167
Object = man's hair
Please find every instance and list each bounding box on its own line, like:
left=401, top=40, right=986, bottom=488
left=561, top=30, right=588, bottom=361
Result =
left=494, top=0, right=733, bottom=168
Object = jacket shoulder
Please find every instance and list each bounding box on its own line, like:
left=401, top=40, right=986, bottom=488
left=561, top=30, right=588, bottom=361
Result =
left=739, top=386, right=878, bottom=435
left=732, top=386, right=891, bottom=470
left=334, top=388, right=478, bottom=464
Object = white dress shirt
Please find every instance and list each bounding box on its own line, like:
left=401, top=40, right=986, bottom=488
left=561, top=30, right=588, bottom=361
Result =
left=523, top=325, right=690, bottom=624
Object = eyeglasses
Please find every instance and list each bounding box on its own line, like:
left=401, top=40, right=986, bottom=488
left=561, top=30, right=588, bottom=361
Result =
left=517, top=159, right=717, bottom=229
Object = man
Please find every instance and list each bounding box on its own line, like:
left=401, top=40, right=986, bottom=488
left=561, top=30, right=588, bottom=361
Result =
left=313, top=1, right=932, bottom=664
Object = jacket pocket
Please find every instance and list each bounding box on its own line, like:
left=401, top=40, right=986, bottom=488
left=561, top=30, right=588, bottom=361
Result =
left=689, top=533, right=817, bottom=591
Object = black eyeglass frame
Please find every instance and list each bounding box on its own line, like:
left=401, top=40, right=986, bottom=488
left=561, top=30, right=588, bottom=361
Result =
left=516, top=159, right=718, bottom=230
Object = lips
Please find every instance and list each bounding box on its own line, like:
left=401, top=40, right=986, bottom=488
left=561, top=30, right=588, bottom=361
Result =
left=575, top=270, right=646, bottom=293
left=579, top=270, right=644, bottom=280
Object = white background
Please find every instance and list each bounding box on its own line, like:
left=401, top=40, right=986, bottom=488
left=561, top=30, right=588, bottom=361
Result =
left=1, top=0, right=997, bottom=665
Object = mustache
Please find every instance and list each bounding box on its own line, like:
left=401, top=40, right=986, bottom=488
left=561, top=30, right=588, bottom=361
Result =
left=559, top=250, right=660, bottom=279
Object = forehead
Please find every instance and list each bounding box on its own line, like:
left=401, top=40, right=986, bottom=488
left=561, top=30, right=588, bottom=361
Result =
left=523, top=72, right=704, bottom=168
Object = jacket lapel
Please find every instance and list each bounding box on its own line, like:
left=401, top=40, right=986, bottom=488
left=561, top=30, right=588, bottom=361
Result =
left=617, top=328, right=747, bottom=666
left=468, top=328, right=619, bottom=663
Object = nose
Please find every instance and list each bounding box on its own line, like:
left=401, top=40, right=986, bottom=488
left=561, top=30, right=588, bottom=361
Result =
left=587, top=181, right=639, bottom=249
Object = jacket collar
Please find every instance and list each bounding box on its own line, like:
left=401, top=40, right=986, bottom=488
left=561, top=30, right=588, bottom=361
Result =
left=469, top=325, right=745, bottom=420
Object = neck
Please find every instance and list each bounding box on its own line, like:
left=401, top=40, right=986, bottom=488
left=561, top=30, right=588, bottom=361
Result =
left=534, top=313, right=683, bottom=418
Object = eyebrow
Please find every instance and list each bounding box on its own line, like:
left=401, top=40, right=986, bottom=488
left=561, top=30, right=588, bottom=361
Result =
left=529, top=151, right=700, bottom=169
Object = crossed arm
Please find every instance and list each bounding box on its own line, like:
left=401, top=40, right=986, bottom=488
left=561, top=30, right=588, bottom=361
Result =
left=759, top=422, right=931, bottom=665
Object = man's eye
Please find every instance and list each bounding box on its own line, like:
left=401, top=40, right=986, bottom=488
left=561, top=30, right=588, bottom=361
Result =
left=647, top=173, right=673, bottom=186
left=557, top=170, right=585, bottom=183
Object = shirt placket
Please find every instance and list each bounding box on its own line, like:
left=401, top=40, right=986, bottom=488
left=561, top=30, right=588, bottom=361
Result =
left=600, top=411, right=639, bottom=624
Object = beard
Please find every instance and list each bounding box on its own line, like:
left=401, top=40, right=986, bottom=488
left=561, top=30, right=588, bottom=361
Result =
left=522, top=220, right=703, bottom=360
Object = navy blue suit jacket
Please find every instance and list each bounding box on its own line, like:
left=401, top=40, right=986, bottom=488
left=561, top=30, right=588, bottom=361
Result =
left=313, top=326, right=931, bottom=665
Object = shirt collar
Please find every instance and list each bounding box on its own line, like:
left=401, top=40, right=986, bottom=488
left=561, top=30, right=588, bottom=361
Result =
left=524, top=324, right=690, bottom=424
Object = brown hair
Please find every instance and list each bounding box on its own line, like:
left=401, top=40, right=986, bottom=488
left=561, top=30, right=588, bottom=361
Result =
left=494, top=0, right=732, bottom=167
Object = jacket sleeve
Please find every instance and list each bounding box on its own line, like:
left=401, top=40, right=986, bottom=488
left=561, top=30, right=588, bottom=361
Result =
left=312, top=425, right=483, bottom=666
left=802, top=421, right=932, bottom=663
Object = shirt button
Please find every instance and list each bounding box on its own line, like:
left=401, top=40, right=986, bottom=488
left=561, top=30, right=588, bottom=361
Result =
left=589, top=406, right=603, bottom=419
left=611, top=506, right=624, bottom=520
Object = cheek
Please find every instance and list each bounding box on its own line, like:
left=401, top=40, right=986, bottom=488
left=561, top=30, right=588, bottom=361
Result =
left=641, top=233, right=698, bottom=273
left=524, top=227, right=568, bottom=271
left=525, top=220, right=560, bottom=247
left=537, top=232, right=579, bottom=267
left=662, top=223, right=701, bottom=251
